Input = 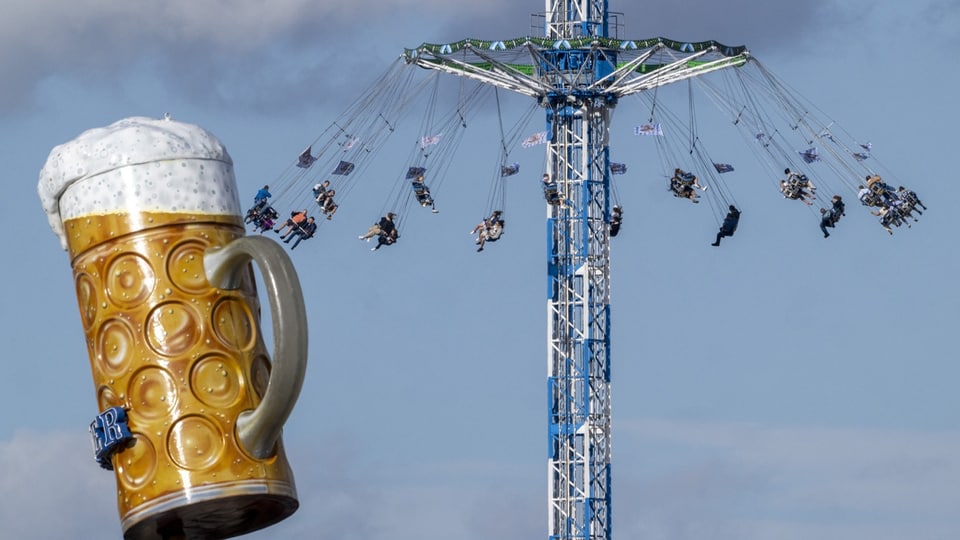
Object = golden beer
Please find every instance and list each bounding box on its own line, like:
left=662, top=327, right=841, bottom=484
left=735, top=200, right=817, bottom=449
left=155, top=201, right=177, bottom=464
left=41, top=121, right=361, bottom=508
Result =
left=40, top=117, right=307, bottom=539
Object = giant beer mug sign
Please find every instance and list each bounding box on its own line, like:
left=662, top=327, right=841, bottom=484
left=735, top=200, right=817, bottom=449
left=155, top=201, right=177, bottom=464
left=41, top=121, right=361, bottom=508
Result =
left=38, top=116, right=308, bottom=539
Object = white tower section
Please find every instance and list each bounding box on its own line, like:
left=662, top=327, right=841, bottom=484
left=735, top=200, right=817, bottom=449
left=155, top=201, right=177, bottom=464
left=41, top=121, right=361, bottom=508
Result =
left=541, top=3, right=612, bottom=539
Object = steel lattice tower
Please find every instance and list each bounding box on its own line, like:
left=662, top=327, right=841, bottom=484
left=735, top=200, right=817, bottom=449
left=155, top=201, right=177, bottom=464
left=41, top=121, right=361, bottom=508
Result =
left=404, top=2, right=748, bottom=538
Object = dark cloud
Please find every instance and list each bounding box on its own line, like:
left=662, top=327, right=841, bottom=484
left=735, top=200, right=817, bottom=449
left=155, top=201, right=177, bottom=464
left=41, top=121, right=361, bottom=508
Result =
left=0, top=1, right=944, bottom=121
left=3, top=0, right=839, bottom=118
left=294, top=0, right=836, bottom=116
left=610, top=0, right=834, bottom=50
left=428, top=0, right=841, bottom=52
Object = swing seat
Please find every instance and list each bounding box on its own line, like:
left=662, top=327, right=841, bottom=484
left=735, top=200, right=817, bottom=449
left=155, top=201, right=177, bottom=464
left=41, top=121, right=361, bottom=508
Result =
left=378, top=232, right=397, bottom=246
left=412, top=182, right=434, bottom=206
left=486, top=223, right=504, bottom=241
left=544, top=184, right=561, bottom=204
left=669, top=179, right=695, bottom=199
left=245, top=200, right=268, bottom=222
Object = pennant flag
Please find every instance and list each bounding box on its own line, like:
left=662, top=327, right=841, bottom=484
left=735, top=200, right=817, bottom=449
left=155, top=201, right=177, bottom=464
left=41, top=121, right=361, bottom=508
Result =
left=419, top=134, right=442, bottom=149
left=342, top=137, right=359, bottom=151
left=406, top=166, right=426, bottom=179
left=332, top=160, right=355, bottom=175
left=610, top=162, right=627, bottom=175
left=500, top=163, right=520, bottom=177
left=799, top=147, right=820, bottom=163
left=713, top=163, right=735, bottom=174
left=521, top=131, right=547, bottom=148
left=634, top=122, right=663, bottom=136
left=297, top=146, right=317, bottom=168
left=853, top=142, right=872, bottom=161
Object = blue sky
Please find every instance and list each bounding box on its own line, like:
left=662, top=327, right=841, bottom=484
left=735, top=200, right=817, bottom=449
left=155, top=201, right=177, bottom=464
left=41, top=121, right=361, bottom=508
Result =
left=2, top=1, right=959, bottom=539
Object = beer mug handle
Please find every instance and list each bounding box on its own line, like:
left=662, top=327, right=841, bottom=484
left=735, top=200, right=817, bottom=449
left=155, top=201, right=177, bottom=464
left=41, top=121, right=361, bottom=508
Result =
left=203, top=236, right=308, bottom=460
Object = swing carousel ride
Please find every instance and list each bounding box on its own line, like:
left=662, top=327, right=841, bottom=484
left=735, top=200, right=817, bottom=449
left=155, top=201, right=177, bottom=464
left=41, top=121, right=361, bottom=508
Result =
left=245, top=5, right=924, bottom=540
left=253, top=44, right=926, bottom=251
left=251, top=42, right=923, bottom=249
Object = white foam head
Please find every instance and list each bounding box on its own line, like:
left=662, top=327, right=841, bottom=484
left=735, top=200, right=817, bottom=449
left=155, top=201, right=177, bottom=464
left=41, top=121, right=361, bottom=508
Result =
left=38, top=116, right=242, bottom=250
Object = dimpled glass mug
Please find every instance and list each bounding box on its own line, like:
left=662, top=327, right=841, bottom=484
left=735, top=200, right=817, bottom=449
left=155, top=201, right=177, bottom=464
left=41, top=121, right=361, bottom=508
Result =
left=38, top=116, right=308, bottom=539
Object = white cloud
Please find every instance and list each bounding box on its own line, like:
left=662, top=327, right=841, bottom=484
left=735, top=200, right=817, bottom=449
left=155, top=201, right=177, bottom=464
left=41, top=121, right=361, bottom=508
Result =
left=0, top=427, right=541, bottom=540
left=6, top=420, right=959, bottom=540
left=616, top=418, right=960, bottom=540
left=0, top=429, right=120, bottom=539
